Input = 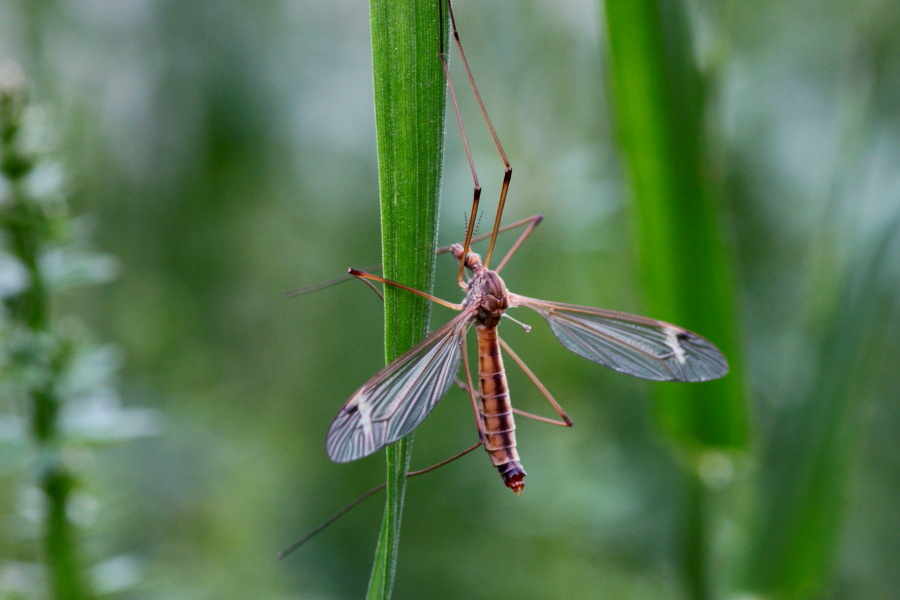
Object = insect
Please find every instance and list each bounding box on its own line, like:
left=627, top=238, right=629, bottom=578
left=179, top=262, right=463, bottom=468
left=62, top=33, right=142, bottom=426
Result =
left=324, top=0, right=729, bottom=495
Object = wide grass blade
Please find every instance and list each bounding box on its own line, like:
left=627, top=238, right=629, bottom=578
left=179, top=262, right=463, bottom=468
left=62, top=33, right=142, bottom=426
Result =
left=602, top=0, right=747, bottom=451
left=601, top=1, right=748, bottom=598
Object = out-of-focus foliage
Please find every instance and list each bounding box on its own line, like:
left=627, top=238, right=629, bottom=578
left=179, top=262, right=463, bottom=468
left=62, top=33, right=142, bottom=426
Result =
left=0, top=0, right=898, bottom=599
left=603, top=2, right=747, bottom=598
left=1, top=62, right=156, bottom=599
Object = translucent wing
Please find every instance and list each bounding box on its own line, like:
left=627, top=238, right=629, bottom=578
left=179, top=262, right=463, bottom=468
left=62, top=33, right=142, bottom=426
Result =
left=326, top=306, right=477, bottom=463
left=510, top=295, right=728, bottom=382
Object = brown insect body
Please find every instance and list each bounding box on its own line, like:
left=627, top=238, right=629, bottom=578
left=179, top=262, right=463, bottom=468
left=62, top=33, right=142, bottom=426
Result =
left=453, top=243, right=526, bottom=494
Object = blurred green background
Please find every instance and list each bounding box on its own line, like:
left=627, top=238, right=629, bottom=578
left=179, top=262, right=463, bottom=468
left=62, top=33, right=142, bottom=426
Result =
left=2, top=0, right=900, bottom=598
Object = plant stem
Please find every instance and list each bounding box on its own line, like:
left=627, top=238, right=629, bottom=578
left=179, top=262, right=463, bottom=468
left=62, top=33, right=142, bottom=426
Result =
left=683, top=470, right=708, bottom=600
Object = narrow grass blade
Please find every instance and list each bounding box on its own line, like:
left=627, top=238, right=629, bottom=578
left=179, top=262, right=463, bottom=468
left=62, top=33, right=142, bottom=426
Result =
left=365, top=0, right=447, bottom=597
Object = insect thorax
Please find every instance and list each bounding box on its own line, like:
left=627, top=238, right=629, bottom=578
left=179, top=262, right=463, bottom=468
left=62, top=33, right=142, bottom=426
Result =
left=466, top=268, right=509, bottom=327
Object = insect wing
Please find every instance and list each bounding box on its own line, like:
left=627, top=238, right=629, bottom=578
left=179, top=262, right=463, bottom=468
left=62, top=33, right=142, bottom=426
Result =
left=510, top=295, right=728, bottom=382
left=326, top=307, right=476, bottom=463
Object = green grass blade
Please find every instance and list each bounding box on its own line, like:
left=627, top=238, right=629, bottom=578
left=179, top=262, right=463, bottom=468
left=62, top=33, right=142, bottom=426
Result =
left=602, top=0, right=747, bottom=451
left=601, top=2, right=748, bottom=598
left=365, top=0, right=447, bottom=598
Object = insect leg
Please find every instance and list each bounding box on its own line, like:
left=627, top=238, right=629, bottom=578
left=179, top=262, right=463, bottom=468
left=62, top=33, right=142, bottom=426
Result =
left=279, top=441, right=482, bottom=559
left=436, top=214, right=543, bottom=260
left=498, top=336, right=573, bottom=427
left=443, top=0, right=512, bottom=277
left=290, top=211, right=542, bottom=300
left=285, top=264, right=383, bottom=299
left=353, top=274, right=384, bottom=302
left=348, top=268, right=462, bottom=310
left=491, top=214, right=544, bottom=273
left=440, top=18, right=481, bottom=287
left=460, top=334, right=487, bottom=444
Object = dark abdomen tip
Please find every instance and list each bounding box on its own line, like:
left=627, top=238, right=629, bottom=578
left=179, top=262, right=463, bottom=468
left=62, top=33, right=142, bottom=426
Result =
left=499, top=463, right=526, bottom=496
left=505, top=473, right=525, bottom=496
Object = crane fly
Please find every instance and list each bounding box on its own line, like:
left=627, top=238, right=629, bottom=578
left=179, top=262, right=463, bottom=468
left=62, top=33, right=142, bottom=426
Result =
left=325, top=0, right=729, bottom=495
left=329, top=239, right=729, bottom=494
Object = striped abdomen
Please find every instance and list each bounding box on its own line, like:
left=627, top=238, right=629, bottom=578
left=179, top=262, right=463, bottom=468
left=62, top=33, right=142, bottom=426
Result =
left=476, top=324, right=526, bottom=494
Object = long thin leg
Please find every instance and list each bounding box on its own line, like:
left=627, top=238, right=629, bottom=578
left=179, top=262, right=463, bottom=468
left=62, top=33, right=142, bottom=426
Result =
left=436, top=214, right=543, bottom=274
left=460, top=335, right=487, bottom=443
left=354, top=274, right=384, bottom=302
left=285, top=264, right=382, bottom=299
left=454, top=330, right=571, bottom=428
left=511, top=408, right=571, bottom=427
left=455, top=343, right=569, bottom=428
left=435, top=214, right=539, bottom=255
left=498, top=336, right=573, bottom=427
left=408, top=440, right=483, bottom=477
left=278, top=441, right=482, bottom=559
left=492, top=214, right=543, bottom=273
left=439, top=11, right=481, bottom=288
left=444, top=0, right=513, bottom=274
left=433, top=332, right=573, bottom=430
left=291, top=213, right=541, bottom=301
left=349, top=269, right=462, bottom=311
